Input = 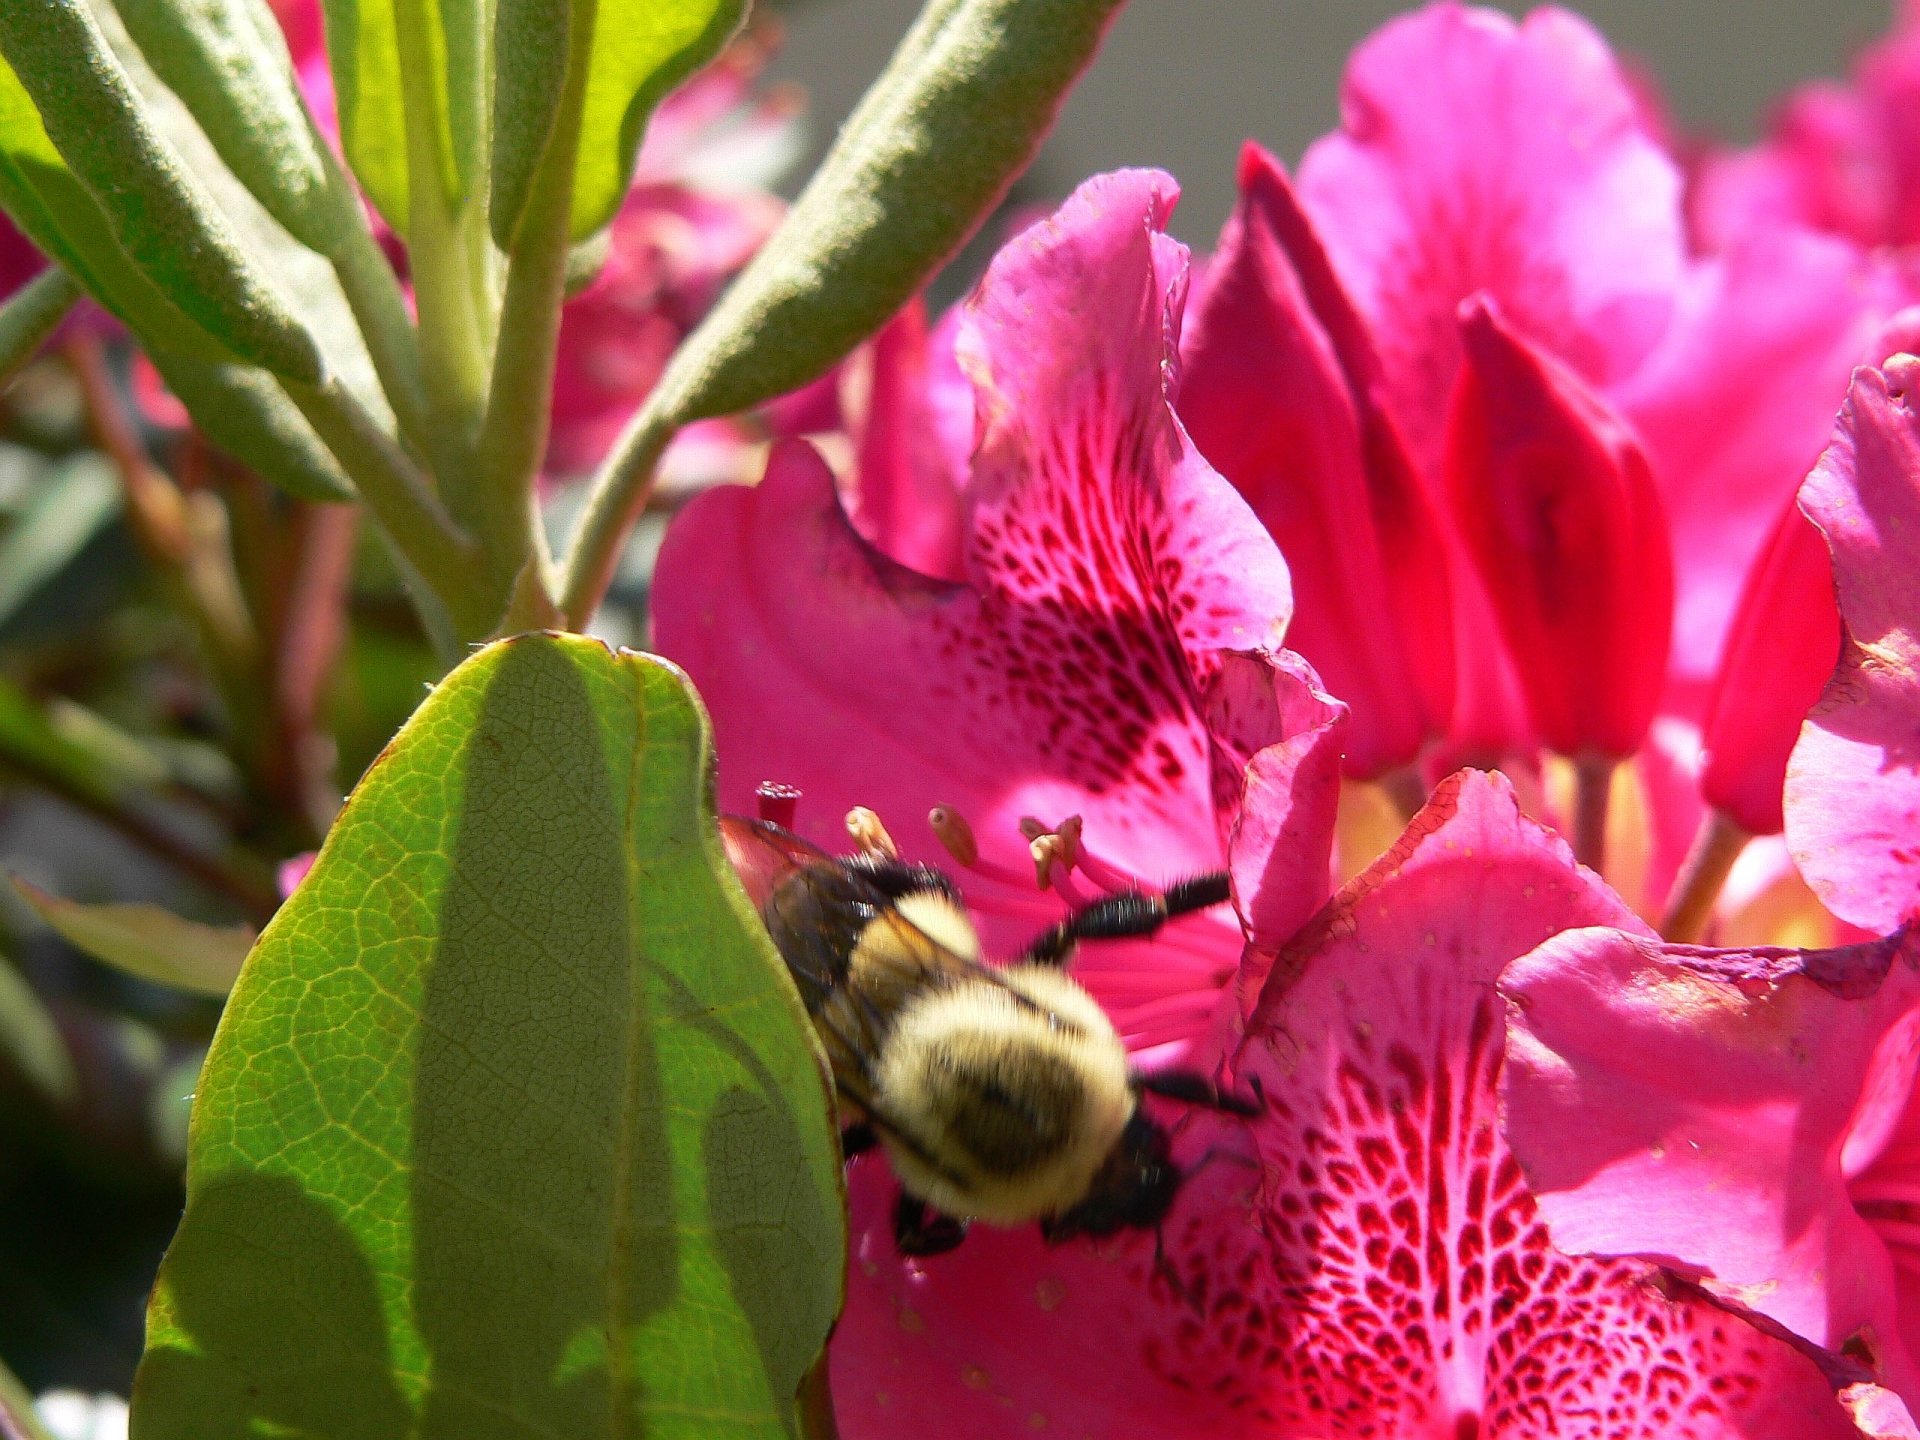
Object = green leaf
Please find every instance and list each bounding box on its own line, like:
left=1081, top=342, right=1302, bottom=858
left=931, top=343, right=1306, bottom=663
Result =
left=0, top=54, right=240, bottom=366
left=321, top=0, right=484, bottom=237
left=134, top=635, right=845, bottom=1440
left=0, top=453, right=123, bottom=631
left=0, top=952, right=78, bottom=1108
left=491, top=0, right=747, bottom=246
left=115, top=0, right=350, bottom=255
left=10, top=878, right=253, bottom=997
left=0, top=3, right=323, bottom=381
left=0, top=674, right=138, bottom=811
left=651, top=0, right=1123, bottom=422
left=0, top=266, right=80, bottom=392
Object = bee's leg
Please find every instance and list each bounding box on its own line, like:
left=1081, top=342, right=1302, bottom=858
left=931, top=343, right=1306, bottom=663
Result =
left=1017, top=872, right=1232, bottom=967
left=894, top=1192, right=969, bottom=1256
left=840, top=1121, right=878, bottom=1159
left=1135, top=1068, right=1262, bottom=1116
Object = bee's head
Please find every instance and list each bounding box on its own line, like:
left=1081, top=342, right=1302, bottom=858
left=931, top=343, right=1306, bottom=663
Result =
left=1038, top=1110, right=1181, bottom=1243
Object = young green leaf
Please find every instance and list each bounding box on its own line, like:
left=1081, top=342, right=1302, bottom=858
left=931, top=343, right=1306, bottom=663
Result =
left=0, top=3, right=322, bottom=380
left=0, top=953, right=78, bottom=1109
left=0, top=266, right=79, bottom=392
left=115, top=0, right=343, bottom=253
left=320, top=0, right=485, bottom=236
left=491, top=0, right=747, bottom=247
left=648, top=0, right=1124, bottom=422
left=0, top=55, right=243, bottom=366
left=134, top=635, right=845, bottom=1440
left=9, top=878, right=254, bottom=998
left=559, top=0, right=1124, bottom=623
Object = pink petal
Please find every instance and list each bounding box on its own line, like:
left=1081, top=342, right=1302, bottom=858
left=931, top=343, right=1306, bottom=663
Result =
left=1296, top=3, right=1684, bottom=470
left=828, top=771, right=1867, bottom=1437
left=1787, top=358, right=1920, bottom=933
left=838, top=300, right=969, bottom=581
left=654, top=171, right=1293, bottom=1045
left=1203, top=649, right=1347, bottom=963
left=1503, top=923, right=1920, bottom=1406
left=1610, top=229, right=1895, bottom=684
left=1443, top=298, right=1673, bottom=758
left=829, top=1143, right=1262, bottom=1439
left=1700, top=493, right=1842, bottom=836
left=1693, top=3, right=1920, bottom=250
left=1182, top=144, right=1453, bottom=778
left=1198, top=769, right=1855, bottom=1434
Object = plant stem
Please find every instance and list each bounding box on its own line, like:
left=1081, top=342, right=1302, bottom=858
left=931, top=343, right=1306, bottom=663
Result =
left=66, top=335, right=257, bottom=678
left=326, top=197, right=444, bottom=465
left=1571, top=754, right=1615, bottom=876
left=0, top=268, right=80, bottom=393
left=557, top=398, right=677, bottom=627
left=1659, top=809, right=1751, bottom=944
left=281, top=377, right=489, bottom=636
left=470, top=69, right=588, bottom=624
left=394, top=0, right=492, bottom=459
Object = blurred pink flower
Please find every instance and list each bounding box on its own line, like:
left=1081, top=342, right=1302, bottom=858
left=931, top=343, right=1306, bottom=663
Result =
left=0, top=211, right=45, bottom=301
left=1501, top=352, right=1920, bottom=1418
left=546, top=25, right=800, bottom=476
left=1694, top=1, right=1920, bottom=251
left=1175, top=3, right=1906, bottom=943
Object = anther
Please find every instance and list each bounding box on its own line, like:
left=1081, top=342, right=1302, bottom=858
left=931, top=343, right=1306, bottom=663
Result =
left=846, top=806, right=898, bottom=857
left=928, top=804, right=978, bottom=867
left=756, top=781, right=801, bottom=828
left=1030, top=833, right=1089, bottom=905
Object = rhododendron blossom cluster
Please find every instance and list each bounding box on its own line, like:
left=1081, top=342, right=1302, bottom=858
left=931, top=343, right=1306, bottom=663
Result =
left=654, top=2, right=1920, bottom=1435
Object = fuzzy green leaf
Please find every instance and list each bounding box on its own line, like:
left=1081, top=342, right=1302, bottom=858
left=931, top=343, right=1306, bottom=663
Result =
left=10, top=878, right=254, bottom=997
left=133, top=635, right=845, bottom=1440
left=491, top=0, right=746, bottom=247
left=650, top=0, right=1123, bottom=423
left=0, top=55, right=240, bottom=365
left=115, top=0, right=347, bottom=254
left=0, top=3, right=322, bottom=380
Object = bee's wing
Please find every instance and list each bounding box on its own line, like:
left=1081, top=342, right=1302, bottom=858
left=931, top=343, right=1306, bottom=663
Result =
left=719, top=815, right=831, bottom=912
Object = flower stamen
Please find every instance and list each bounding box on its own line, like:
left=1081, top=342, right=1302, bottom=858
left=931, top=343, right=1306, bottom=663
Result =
left=846, top=806, right=898, bottom=858
left=925, top=804, right=1035, bottom=889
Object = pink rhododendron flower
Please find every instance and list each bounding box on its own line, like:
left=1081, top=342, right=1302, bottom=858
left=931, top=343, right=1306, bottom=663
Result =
left=657, top=170, right=1314, bottom=1053
left=1786, top=354, right=1920, bottom=933
left=652, top=162, right=1895, bottom=1437
left=1174, top=2, right=1903, bottom=941
left=1503, top=922, right=1920, bottom=1418
left=1693, top=1, right=1920, bottom=251
left=1503, top=352, right=1920, bottom=1415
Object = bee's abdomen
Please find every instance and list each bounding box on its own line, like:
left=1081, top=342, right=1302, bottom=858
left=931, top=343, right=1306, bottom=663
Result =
left=933, top=1053, right=1079, bottom=1177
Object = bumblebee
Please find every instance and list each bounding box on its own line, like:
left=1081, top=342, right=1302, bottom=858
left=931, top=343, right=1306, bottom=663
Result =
left=722, top=812, right=1254, bottom=1256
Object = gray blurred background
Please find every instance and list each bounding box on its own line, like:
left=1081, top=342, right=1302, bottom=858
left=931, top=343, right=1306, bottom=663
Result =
left=771, top=0, right=1894, bottom=248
